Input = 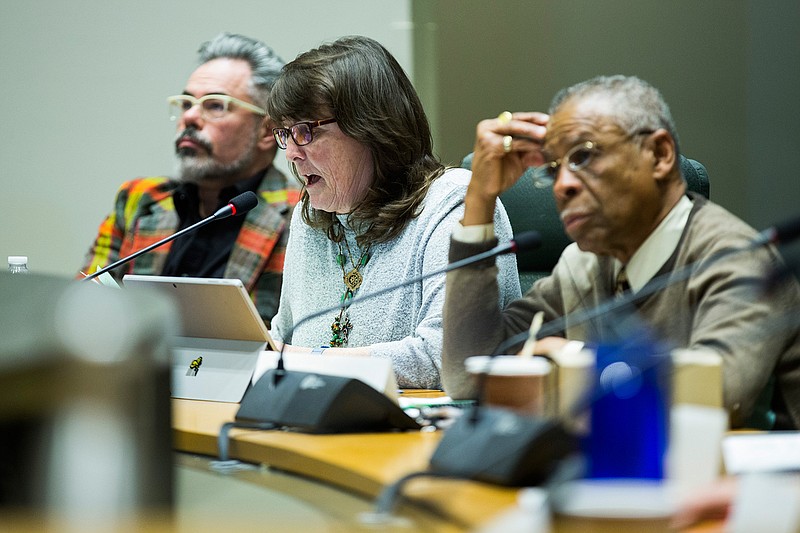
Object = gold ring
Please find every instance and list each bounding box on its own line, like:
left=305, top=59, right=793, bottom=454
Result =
left=497, top=111, right=513, bottom=124
left=502, top=135, right=513, bottom=153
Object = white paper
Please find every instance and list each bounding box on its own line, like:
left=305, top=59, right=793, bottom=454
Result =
left=253, top=350, right=398, bottom=400
left=723, top=432, right=800, bottom=474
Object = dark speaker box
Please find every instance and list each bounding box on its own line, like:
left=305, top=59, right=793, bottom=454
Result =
left=236, top=369, right=421, bottom=433
left=428, top=406, right=578, bottom=486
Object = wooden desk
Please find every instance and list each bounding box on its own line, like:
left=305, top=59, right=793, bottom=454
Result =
left=172, top=398, right=519, bottom=531
left=172, top=398, right=725, bottom=532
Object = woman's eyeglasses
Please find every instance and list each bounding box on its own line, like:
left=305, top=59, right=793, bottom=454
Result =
left=272, top=118, right=337, bottom=149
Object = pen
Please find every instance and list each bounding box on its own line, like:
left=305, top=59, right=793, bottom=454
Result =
left=519, top=311, right=544, bottom=358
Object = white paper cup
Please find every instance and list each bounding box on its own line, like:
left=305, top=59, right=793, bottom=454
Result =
left=465, top=355, right=553, bottom=416
left=552, top=478, right=675, bottom=533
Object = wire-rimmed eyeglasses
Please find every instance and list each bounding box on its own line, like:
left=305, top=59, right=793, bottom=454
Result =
left=531, top=129, right=654, bottom=188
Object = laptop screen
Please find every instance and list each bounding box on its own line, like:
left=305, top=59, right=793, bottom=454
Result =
left=122, top=275, right=276, bottom=402
left=122, top=275, right=275, bottom=347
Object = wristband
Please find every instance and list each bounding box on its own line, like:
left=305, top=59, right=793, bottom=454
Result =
left=311, top=346, right=329, bottom=355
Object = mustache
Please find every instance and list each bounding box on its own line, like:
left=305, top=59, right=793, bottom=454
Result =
left=175, top=127, right=212, bottom=153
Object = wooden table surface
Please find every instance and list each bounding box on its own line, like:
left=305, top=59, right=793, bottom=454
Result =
left=171, top=397, right=522, bottom=529
left=171, top=396, right=724, bottom=532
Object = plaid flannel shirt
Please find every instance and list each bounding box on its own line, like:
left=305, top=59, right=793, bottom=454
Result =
left=80, top=165, right=299, bottom=325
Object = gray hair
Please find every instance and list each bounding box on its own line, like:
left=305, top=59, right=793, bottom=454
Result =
left=550, top=75, right=681, bottom=156
left=197, top=32, right=284, bottom=109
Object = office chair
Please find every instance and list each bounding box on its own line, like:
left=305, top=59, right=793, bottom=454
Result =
left=460, top=153, right=711, bottom=293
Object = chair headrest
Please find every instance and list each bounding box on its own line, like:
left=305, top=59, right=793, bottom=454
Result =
left=679, top=155, right=710, bottom=199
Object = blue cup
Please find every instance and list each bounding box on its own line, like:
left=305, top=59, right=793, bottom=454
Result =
left=585, top=332, right=672, bottom=479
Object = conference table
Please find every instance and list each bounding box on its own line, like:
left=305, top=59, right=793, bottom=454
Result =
left=173, top=396, right=521, bottom=532
left=172, top=395, right=724, bottom=532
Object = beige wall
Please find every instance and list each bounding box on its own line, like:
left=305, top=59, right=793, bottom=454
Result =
left=0, top=0, right=413, bottom=277
left=413, top=0, right=800, bottom=232
left=2, top=1, right=798, bottom=277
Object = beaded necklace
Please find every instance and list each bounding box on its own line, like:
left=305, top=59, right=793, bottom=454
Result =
left=330, top=237, right=371, bottom=347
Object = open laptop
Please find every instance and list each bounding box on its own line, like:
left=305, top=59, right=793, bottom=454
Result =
left=122, top=274, right=276, bottom=402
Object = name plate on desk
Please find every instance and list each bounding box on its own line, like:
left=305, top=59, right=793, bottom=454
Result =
left=253, top=351, right=399, bottom=400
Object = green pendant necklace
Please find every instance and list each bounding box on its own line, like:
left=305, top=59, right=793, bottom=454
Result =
left=330, top=238, right=371, bottom=347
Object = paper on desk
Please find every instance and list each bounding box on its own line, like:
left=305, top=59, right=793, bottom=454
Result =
left=723, top=432, right=800, bottom=474
left=397, top=395, right=457, bottom=409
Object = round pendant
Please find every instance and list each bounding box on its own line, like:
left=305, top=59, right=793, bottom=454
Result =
left=344, top=268, right=363, bottom=291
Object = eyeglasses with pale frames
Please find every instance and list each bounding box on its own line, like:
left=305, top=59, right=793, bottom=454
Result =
left=272, top=118, right=337, bottom=149
left=167, top=94, right=266, bottom=122
left=531, top=129, right=655, bottom=187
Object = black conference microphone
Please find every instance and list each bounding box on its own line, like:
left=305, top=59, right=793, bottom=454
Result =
left=754, top=213, right=800, bottom=246
left=234, top=231, right=542, bottom=434
left=272, top=230, right=542, bottom=383
left=82, top=191, right=259, bottom=282
left=429, top=212, right=800, bottom=487
left=495, top=212, right=800, bottom=355
left=757, top=214, right=800, bottom=293
left=479, top=213, right=800, bottom=397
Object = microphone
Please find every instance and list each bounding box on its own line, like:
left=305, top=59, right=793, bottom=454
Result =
left=497, top=213, right=800, bottom=354
left=273, top=230, right=542, bottom=383
left=212, top=190, right=259, bottom=218
left=430, top=213, right=800, bottom=487
left=754, top=213, right=800, bottom=246
left=754, top=213, right=800, bottom=294
left=234, top=231, right=542, bottom=433
left=83, top=191, right=259, bottom=282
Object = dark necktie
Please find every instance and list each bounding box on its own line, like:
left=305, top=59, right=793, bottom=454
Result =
left=615, top=266, right=631, bottom=297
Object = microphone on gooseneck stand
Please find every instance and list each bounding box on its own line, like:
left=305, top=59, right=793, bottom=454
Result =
left=82, top=191, right=259, bottom=282
left=758, top=214, right=800, bottom=293
left=491, top=212, right=800, bottom=357
left=428, top=212, right=800, bottom=487
left=270, top=230, right=542, bottom=386
left=233, top=231, right=542, bottom=434
left=754, top=213, right=800, bottom=246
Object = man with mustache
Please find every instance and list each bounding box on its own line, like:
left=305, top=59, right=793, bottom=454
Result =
left=80, top=33, right=299, bottom=325
left=442, top=75, right=800, bottom=430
